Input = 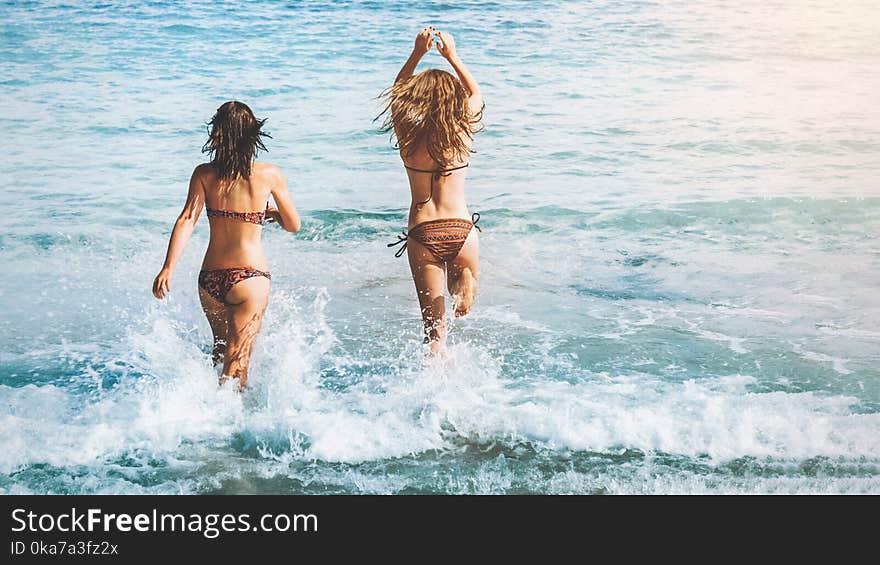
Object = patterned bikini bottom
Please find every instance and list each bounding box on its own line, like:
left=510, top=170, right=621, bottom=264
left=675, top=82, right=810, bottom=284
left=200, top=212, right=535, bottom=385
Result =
left=388, top=213, right=482, bottom=263
left=198, top=266, right=271, bottom=303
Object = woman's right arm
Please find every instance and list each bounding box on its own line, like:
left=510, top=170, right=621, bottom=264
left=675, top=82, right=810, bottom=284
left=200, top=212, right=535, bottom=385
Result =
left=394, top=27, right=435, bottom=83
left=436, top=31, right=483, bottom=114
left=266, top=165, right=301, bottom=233
left=152, top=165, right=206, bottom=300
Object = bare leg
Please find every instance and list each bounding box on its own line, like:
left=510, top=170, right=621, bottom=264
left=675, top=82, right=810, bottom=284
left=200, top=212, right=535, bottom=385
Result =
left=198, top=286, right=229, bottom=366
left=407, top=239, right=448, bottom=354
left=221, top=276, right=270, bottom=390
left=448, top=228, right=479, bottom=317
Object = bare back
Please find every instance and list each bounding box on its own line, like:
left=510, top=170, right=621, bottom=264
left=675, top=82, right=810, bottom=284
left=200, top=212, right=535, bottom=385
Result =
left=401, top=139, right=472, bottom=228
left=200, top=162, right=278, bottom=271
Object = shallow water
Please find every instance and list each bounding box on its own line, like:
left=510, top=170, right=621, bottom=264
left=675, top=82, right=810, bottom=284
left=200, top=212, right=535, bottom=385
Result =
left=1, top=0, right=878, bottom=494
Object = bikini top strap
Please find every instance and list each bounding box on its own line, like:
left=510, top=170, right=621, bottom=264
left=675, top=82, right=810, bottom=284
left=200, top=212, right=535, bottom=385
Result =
left=403, top=164, right=435, bottom=175
left=404, top=163, right=469, bottom=207
left=404, top=163, right=469, bottom=179
left=439, top=163, right=469, bottom=175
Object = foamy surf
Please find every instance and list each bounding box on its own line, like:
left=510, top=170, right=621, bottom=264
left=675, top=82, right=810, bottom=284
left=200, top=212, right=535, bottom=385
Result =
left=1, top=285, right=878, bottom=494
left=2, top=0, right=879, bottom=494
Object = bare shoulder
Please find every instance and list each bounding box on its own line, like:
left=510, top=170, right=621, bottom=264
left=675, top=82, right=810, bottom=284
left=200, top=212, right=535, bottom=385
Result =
left=253, top=162, right=285, bottom=184
left=192, top=162, right=216, bottom=184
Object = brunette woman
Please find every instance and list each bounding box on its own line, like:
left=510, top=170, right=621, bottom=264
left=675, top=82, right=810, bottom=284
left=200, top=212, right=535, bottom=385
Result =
left=152, top=101, right=301, bottom=388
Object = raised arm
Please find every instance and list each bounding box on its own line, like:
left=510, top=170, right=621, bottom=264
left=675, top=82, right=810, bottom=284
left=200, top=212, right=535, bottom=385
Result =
left=436, top=31, right=483, bottom=114
left=152, top=165, right=207, bottom=299
left=395, top=27, right=435, bottom=83
left=266, top=165, right=301, bottom=233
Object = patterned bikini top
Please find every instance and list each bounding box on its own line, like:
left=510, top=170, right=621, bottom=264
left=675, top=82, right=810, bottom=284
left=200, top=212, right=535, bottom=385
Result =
left=206, top=204, right=268, bottom=225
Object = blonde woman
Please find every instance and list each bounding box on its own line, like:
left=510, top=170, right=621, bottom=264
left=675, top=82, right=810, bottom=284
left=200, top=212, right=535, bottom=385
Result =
left=380, top=28, right=484, bottom=353
left=152, top=101, right=301, bottom=388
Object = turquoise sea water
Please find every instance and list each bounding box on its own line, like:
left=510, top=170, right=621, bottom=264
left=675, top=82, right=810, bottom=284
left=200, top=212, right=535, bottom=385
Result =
left=1, top=0, right=878, bottom=494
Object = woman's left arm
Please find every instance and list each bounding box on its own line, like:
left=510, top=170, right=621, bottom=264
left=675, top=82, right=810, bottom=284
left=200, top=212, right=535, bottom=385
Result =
left=152, top=166, right=206, bottom=299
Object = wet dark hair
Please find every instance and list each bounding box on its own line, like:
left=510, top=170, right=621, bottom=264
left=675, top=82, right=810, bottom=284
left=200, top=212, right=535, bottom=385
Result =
left=201, top=101, right=270, bottom=180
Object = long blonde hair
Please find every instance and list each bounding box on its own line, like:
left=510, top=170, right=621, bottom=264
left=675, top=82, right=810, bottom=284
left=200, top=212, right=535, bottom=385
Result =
left=378, top=69, right=483, bottom=168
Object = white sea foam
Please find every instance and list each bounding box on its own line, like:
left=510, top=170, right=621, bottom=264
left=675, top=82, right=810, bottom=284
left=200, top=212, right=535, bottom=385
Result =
left=2, top=0, right=879, bottom=494
left=1, top=292, right=877, bottom=490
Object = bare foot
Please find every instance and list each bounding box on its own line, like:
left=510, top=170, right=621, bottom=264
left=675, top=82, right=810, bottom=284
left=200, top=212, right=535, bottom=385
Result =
left=219, top=373, right=246, bottom=392
left=453, top=267, right=477, bottom=317
left=211, top=344, right=226, bottom=367
left=423, top=333, right=447, bottom=356
left=428, top=339, right=447, bottom=357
